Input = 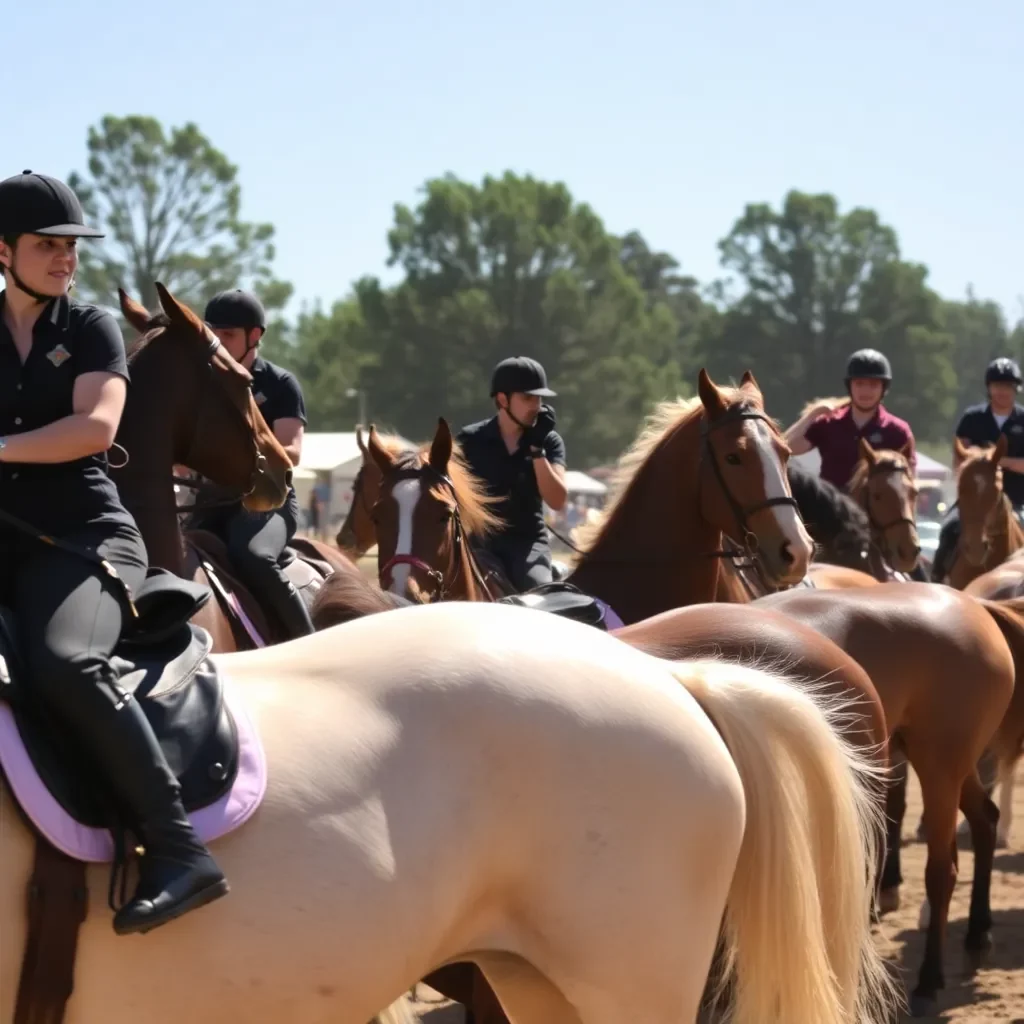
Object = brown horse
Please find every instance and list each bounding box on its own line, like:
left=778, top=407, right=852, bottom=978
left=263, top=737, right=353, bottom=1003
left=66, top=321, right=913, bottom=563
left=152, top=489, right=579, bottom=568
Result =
left=947, top=435, right=1024, bottom=588
left=566, top=369, right=813, bottom=620
left=847, top=440, right=921, bottom=574
left=114, top=287, right=362, bottom=650
left=754, top=581, right=1014, bottom=1017
left=335, top=429, right=415, bottom=558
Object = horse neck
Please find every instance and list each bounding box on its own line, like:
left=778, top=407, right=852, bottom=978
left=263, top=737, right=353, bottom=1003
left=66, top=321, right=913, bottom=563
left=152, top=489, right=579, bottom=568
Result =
left=449, top=531, right=487, bottom=602
left=991, top=493, right=1024, bottom=562
left=113, top=347, right=186, bottom=575
left=570, top=416, right=720, bottom=621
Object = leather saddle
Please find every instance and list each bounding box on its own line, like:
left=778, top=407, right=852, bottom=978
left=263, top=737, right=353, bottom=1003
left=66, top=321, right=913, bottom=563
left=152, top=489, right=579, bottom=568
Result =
left=498, top=581, right=609, bottom=630
left=0, top=567, right=238, bottom=828
left=0, top=568, right=240, bottom=1024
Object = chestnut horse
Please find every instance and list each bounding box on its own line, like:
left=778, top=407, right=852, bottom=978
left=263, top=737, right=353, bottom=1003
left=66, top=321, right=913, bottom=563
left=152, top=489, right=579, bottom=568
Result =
left=115, top=287, right=362, bottom=650
left=946, top=435, right=1024, bottom=589
left=754, top=582, right=1014, bottom=1017
left=566, top=370, right=813, bottom=620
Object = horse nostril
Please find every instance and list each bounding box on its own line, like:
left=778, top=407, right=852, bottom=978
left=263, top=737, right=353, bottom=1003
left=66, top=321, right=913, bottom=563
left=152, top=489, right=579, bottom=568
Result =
left=779, top=541, right=796, bottom=566
left=284, top=469, right=293, bottom=488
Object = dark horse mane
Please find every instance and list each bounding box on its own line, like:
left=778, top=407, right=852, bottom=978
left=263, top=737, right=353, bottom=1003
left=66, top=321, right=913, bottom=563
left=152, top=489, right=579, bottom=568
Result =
left=786, top=462, right=872, bottom=566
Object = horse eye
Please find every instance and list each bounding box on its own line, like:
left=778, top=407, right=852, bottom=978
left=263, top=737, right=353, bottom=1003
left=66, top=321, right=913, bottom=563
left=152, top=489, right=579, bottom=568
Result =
left=725, top=453, right=741, bottom=466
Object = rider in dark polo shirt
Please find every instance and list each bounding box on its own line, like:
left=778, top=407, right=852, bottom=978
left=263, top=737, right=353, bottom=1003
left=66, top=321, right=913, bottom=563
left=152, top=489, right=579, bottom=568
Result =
left=456, top=357, right=568, bottom=592
left=785, top=348, right=917, bottom=490
left=931, top=357, right=1024, bottom=582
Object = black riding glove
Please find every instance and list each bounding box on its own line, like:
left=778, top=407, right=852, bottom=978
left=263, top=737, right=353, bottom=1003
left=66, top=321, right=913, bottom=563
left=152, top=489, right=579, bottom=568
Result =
left=521, top=405, right=556, bottom=454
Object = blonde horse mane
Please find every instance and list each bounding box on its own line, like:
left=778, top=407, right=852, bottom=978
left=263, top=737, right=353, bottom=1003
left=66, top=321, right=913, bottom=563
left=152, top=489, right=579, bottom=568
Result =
left=798, top=395, right=850, bottom=418
left=574, top=388, right=757, bottom=554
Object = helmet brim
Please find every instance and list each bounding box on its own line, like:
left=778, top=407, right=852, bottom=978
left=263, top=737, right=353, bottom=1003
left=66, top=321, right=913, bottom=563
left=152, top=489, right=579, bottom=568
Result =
left=32, top=223, right=105, bottom=238
left=524, top=387, right=556, bottom=397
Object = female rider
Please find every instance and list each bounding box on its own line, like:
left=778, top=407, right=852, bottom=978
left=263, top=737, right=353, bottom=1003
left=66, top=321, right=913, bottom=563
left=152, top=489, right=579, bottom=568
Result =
left=0, top=170, right=227, bottom=935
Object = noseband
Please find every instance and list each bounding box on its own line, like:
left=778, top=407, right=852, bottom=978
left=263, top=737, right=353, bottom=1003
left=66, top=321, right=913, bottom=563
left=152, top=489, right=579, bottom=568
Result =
left=700, top=407, right=800, bottom=558
left=378, top=464, right=493, bottom=601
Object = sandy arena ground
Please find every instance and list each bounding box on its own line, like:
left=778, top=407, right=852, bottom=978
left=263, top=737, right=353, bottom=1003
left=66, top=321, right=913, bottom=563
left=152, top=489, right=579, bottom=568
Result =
left=398, top=763, right=1024, bottom=1023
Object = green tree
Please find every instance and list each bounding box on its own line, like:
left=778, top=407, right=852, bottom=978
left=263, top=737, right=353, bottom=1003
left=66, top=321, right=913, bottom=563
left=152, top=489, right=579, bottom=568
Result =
left=940, top=288, right=1013, bottom=418
left=340, top=172, right=688, bottom=464
left=68, top=115, right=291, bottom=314
left=701, top=190, right=955, bottom=440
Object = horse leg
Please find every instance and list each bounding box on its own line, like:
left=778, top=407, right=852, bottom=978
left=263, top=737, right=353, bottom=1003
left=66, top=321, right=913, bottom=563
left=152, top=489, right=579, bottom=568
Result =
left=475, top=956, right=581, bottom=1024
left=997, top=760, right=1016, bottom=847
left=878, top=752, right=907, bottom=914
left=908, top=768, right=961, bottom=1017
left=959, top=770, right=999, bottom=960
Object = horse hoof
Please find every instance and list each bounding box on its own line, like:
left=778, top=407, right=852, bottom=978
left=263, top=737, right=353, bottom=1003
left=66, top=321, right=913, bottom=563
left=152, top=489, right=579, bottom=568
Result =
left=909, top=993, right=937, bottom=1017
left=878, top=887, right=900, bottom=915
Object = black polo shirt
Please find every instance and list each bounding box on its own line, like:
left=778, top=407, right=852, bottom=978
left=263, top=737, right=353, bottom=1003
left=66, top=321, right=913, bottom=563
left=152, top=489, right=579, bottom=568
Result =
left=0, top=291, right=134, bottom=536
left=456, top=416, right=567, bottom=542
left=956, top=401, right=1024, bottom=506
left=250, top=356, right=306, bottom=427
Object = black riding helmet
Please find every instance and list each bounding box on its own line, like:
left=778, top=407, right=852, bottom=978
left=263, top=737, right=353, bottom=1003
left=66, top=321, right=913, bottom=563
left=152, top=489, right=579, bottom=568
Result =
left=985, top=357, right=1023, bottom=390
left=204, top=289, right=266, bottom=331
left=490, top=356, right=556, bottom=398
left=0, top=170, right=104, bottom=238
left=844, top=348, right=892, bottom=395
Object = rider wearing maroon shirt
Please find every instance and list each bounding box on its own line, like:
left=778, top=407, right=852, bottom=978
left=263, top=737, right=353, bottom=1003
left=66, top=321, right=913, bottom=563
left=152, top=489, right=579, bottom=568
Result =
left=785, top=349, right=917, bottom=491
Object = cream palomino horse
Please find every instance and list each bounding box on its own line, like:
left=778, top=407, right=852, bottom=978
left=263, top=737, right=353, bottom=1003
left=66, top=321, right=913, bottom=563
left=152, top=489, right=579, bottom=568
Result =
left=0, top=601, right=895, bottom=1023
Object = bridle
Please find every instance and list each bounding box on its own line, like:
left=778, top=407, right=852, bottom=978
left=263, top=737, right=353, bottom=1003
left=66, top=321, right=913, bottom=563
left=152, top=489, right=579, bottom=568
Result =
left=701, top=406, right=801, bottom=565
left=378, top=463, right=495, bottom=602
left=170, top=335, right=269, bottom=515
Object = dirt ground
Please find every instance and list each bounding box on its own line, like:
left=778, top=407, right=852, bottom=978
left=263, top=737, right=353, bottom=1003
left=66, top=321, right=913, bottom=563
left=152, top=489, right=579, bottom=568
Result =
left=399, top=763, right=1024, bottom=1023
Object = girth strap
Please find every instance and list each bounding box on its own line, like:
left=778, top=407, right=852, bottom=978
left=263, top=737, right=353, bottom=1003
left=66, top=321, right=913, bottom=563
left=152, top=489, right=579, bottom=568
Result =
left=14, top=839, right=88, bottom=1024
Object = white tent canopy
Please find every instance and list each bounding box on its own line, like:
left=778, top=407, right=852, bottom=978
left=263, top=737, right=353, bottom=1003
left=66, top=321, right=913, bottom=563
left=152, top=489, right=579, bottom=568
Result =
left=565, top=470, right=607, bottom=495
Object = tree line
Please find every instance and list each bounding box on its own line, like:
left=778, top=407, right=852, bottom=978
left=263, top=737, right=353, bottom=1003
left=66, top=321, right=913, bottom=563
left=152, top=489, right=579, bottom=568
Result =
left=69, top=114, right=1024, bottom=468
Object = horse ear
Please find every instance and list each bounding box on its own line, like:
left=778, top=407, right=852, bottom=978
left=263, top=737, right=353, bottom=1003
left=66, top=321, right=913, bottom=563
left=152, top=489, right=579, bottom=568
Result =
left=993, top=433, right=1009, bottom=462
left=954, top=436, right=969, bottom=462
left=154, top=282, right=205, bottom=335
left=366, top=425, right=396, bottom=474
left=429, top=417, right=453, bottom=472
left=859, top=437, right=878, bottom=464
left=698, top=368, right=728, bottom=419
left=739, top=369, right=761, bottom=395
left=118, top=288, right=151, bottom=333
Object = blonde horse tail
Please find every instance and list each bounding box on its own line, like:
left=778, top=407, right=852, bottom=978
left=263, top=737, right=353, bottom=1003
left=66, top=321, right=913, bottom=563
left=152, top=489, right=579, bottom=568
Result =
left=372, top=998, right=418, bottom=1024
left=679, top=662, right=900, bottom=1023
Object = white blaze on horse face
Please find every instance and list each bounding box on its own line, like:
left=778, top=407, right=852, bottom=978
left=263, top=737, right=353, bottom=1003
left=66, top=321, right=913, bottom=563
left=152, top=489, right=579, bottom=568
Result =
left=749, top=420, right=812, bottom=556
left=389, top=478, right=422, bottom=596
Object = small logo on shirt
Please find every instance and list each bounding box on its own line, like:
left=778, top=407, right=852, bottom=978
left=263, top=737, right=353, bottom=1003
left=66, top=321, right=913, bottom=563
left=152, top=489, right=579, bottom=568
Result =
left=1012, top=425, right=1023, bottom=435
left=870, top=432, right=883, bottom=444
left=253, top=391, right=267, bottom=406
left=46, top=344, right=71, bottom=368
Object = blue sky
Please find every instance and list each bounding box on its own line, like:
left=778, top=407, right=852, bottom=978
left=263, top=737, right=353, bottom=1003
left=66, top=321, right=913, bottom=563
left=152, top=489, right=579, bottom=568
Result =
left=9, top=0, right=1023, bottom=323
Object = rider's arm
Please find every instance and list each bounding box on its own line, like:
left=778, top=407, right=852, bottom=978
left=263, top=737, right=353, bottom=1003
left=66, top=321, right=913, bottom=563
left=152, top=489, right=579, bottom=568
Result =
left=0, top=310, right=128, bottom=464
left=272, top=418, right=303, bottom=468
left=784, top=409, right=825, bottom=456
left=271, top=370, right=308, bottom=467
left=533, top=432, right=568, bottom=511
left=1000, top=457, right=1024, bottom=473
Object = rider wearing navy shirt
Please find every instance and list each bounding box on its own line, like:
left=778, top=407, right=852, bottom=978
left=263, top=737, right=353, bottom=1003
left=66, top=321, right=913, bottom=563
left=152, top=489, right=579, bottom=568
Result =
left=0, top=170, right=227, bottom=935
left=456, top=357, right=568, bottom=592
left=193, top=290, right=315, bottom=637
left=931, top=357, right=1024, bottom=582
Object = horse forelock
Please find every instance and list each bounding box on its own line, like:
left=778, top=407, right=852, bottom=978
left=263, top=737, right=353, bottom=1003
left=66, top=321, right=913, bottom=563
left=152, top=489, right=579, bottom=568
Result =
left=383, top=443, right=503, bottom=538
left=847, top=450, right=913, bottom=497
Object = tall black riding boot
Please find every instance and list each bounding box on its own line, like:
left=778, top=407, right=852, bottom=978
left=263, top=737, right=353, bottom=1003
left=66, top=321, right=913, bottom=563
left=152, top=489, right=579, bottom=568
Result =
left=48, top=670, right=229, bottom=935
left=272, top=577, right=316, bottom=637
